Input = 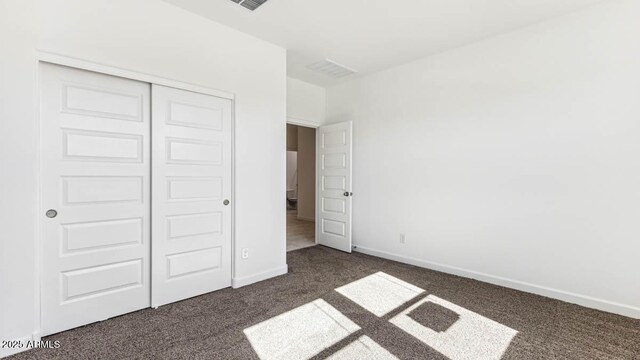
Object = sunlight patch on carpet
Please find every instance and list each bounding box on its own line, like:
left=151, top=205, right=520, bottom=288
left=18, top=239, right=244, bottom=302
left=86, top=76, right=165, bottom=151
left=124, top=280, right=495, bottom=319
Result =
left=244, top=299, right=360, bottom=360
left=335, top=272, right=425, bottom=316
left=326, top=336, right=398, bottom=360
left=390, top=295, right=518, bottom=360
left=244, top=273, right=517, bottom=360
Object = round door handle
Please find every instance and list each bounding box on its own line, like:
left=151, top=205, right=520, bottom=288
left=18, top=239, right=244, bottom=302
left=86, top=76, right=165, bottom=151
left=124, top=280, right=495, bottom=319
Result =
left=343, top=192, right=353, bottom=197
left=223, top=199, right=230, bottom=206
left=46, top=209, right=58, bottom=218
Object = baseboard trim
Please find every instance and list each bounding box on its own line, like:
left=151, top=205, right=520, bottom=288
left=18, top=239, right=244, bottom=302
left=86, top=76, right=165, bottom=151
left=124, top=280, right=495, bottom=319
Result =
left=353, top=245, right=640, bottom=319
left=296, top=215, right=315, bottom=222
left=232, top=265, right=288, bottom=288
left=0, top=333, right=40, bottom=358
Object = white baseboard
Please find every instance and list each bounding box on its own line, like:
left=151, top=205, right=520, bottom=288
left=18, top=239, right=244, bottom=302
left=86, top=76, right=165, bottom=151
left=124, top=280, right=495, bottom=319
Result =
left=353, top=245, right=640, bottom=319
left=0, top=333, right=40, bottom=359
left=232, top=264, right=288, bottom=288
left=296, top=215, right=315, bottom=222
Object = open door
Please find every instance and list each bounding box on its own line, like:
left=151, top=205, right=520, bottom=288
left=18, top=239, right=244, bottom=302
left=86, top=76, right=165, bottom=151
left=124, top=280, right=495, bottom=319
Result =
left=317, top=121, right=352, bottom=252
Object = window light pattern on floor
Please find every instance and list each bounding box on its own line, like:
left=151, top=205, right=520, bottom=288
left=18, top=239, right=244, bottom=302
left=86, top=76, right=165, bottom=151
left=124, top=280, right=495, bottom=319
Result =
left=326, top=335, right=398, bottom=360
left=390, top=295, right=517, bottom=360
left=243, top=299, right=360, bottom=360
left=335, top=271, right=425, bottom=316
left=244, top=272, right=518, bottom=360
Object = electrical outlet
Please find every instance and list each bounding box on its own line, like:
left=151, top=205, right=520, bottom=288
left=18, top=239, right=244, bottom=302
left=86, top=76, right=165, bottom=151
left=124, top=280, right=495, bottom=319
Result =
left=400, top=234, right=406, bottom=244
left=241, top=248, right=249, bottom=259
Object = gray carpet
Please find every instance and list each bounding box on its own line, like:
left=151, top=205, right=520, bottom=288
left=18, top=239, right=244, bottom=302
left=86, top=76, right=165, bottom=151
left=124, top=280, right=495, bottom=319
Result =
left=10, top=246, right=640, bottom=359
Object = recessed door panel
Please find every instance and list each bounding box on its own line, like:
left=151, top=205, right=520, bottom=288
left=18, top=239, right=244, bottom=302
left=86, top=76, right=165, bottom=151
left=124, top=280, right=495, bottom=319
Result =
left=168, top=101, right=224, bottom=130
left=166, top=247, right=222, bottom=279
left=322, top=176, right=346, bottom=191
left=167, top=212, right=222, bottom=239
left=62, top=84, right=143, bottom=121
left=62, top=176, right=143, bottom=205
left=322, top=219, right=346, bottom=237
left=40, top=63, right=150, bottom=336
left=322, top=198, right=346, bottom=214
left=322, top=153, right=347, bottom=169
left=166, top=138, right=223, bottom=165
left=62, top=218, right=142, bottom=253
left=63, top=129, right=142, bottom=162
left=62, top=259, right=143, bottom=301
left=167, top=177, right=222, bottom=201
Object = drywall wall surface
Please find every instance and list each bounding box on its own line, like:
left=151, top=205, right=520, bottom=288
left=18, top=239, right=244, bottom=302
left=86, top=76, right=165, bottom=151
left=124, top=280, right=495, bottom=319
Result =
left=297, top=126, right=316, bottom=221
left=287, top=77, right=326, bottom=126
left=326, top=0, right=640, bottom=318
left=287, top=123, right=299, bottom=151
left=287, top=151, right=298, bottom=198
left=0, top=0, right=286, bottom=353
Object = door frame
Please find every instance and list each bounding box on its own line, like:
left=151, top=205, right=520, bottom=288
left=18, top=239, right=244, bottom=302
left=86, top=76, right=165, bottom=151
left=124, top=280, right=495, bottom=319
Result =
left=286, top=117, right=320, bottom=246
left=33, top=51, right=236, bottom=340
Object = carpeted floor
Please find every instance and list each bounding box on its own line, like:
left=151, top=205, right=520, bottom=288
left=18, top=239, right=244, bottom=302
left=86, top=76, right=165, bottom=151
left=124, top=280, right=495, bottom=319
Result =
left=10, top=246, right=640, bottom=359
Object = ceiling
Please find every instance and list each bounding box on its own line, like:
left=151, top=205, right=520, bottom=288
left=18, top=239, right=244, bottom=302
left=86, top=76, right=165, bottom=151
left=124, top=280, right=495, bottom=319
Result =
left=163, top=0, right=603, bottom=87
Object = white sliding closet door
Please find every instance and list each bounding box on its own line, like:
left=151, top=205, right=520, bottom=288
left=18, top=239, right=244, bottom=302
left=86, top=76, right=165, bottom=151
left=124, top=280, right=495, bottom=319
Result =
left=40, top=63, right=151, bottom=335
left=151, top=85, right=233, bottom=307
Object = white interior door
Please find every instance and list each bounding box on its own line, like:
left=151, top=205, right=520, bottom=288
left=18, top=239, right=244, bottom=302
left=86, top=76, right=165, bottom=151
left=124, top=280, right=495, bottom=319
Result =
left=317, top=121, right=353, bottom=253
left=40, top=63, right=151, bottom=335
left=151, top=85, right=232, bottom=307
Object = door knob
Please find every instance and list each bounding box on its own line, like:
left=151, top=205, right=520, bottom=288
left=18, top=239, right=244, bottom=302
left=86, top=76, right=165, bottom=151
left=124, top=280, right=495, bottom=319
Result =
left=343, top=192, right=353, bottom=197
left=45, top=209, right=58, bottom=218
left=223, top=199, right=230, bottom=206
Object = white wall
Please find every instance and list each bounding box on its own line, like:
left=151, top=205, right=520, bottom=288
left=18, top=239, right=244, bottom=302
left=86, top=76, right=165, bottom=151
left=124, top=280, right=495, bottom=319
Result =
left=287, top=151, right=298, bottom=197
left=296, top=126, right=316, bottom=221
left=326, top=0, right=640, bottom=318
left=0, top=0, right=286, bottom=354
left=286, top=123, right=299, bottom=151
left=285, top=78, right=323, bottom=221
left=287, top=77, right=326, bottom=126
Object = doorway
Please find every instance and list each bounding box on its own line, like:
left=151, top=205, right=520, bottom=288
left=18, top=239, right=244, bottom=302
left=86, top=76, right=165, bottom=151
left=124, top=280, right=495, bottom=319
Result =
left=286, top=124, right=317, bottom=251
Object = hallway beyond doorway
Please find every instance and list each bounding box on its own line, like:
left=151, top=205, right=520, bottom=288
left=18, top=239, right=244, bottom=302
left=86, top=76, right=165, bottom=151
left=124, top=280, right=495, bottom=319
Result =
left=287, top=210, right=315, bottom=251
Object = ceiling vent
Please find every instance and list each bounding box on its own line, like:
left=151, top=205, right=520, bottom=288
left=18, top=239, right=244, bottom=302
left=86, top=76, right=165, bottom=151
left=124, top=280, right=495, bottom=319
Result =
left=306, top=59, right=358, bottom=79
left=230, top=0, right=268, bottom=11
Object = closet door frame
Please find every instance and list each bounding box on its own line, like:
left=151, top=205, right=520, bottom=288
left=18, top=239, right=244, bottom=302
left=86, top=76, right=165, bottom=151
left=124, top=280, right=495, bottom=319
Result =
left=33, top=51, right=236, bottom=340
